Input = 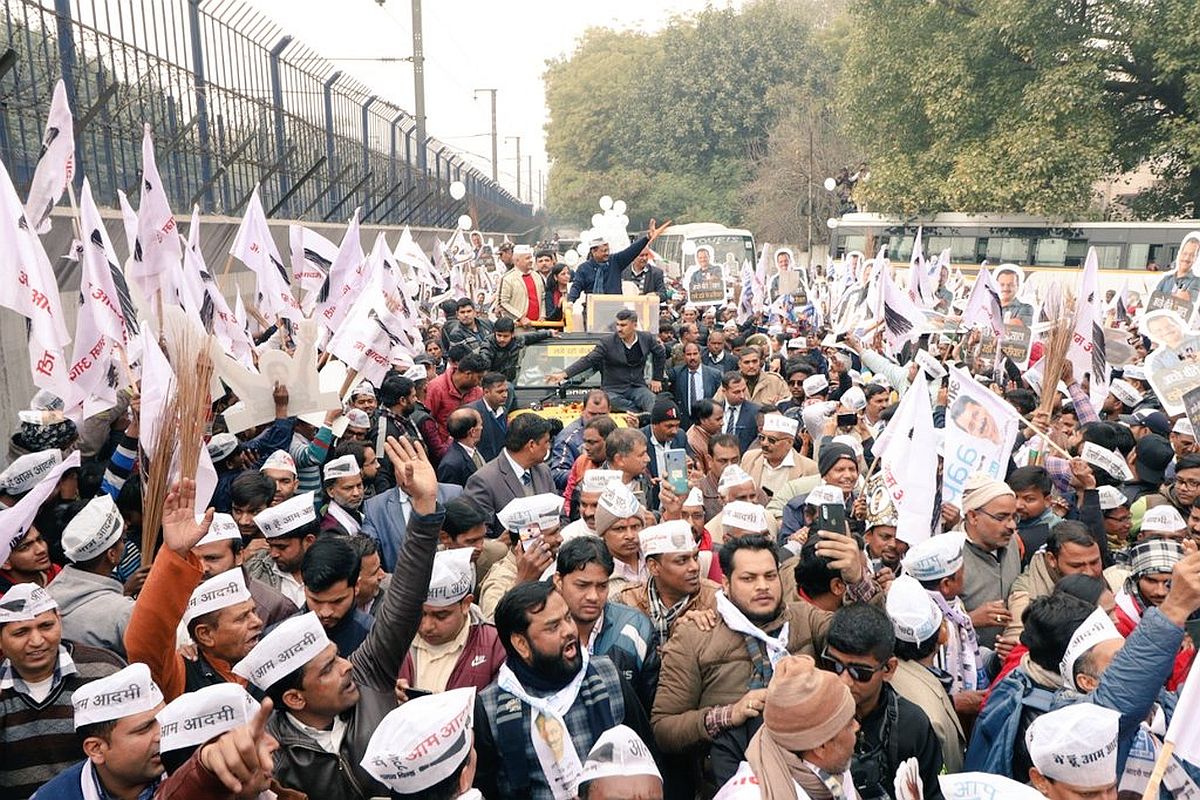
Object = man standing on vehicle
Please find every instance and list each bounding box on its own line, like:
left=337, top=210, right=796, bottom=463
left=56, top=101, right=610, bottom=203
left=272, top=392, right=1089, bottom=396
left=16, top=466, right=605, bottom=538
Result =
left=567, top=219, right=672, bottom=301
left=549, top=309, right=667, bottom=413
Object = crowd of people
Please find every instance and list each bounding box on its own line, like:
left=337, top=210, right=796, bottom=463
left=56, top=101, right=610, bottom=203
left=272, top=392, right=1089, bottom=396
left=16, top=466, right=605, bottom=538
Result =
left=5, top=216, right=1200, bottom=800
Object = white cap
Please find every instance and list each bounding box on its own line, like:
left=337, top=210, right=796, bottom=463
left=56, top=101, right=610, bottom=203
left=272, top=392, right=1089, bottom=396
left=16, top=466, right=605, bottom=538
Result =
left=426, top=549, right=474, bottom=607
left=497, top=493, right=562, bottom=533
left=260, top=450, right=297, bottom=475
left=580, top=469, right=624, bottom=495
left=195, top=513, right=241, bottom=547
left=840, top=386, right=866, bottom=412
left=350, top=382, right=376, bottom=399
left=73, top=662, right=163, bottom=729
left=234, top=612, right=330, bottom=690
left=253, top=491, right=318, bottom=538
left=871, top=374, right=892, bottom=391
left=345, top=409, right=370, bottom=430
left=1098, top=486, right=1127, bottom=511
left=403, top=364, right=428, bottom=382
left=900, top=531, right=967, bottom=581
left=937, top=773, right=1045, bottom=800
left=182, top=568, right=253, bottom=628
left=0, top=583, right=58, bottom=624
left=805, top=484, right=845, bottom=507
left=1141, top=505, right=1186, bottom=535
left=596, top=483, right=641, bottom=521
left=886, top=575, right=943, bottom=646
left=718, top=465, right=755, bottom=496
left=1059, top=607, right=1123, bottom=689
left=323, top=454, right=361, bottom=481
left=1123, top=364, right=1147, bottom=381
left=640, top=520, right=697, bottom=557
left=61, top=494, right=124, bottom=563
left=157, top=683, right=260, bottom=754
left=513, top=244, right=534, bottom=256
left=586, top=233, right=607, bottom=249
left=360, top=687, right=476, bottom=794
left=682, top=486, right=704, bottom=508
left=1080, top=441, right=1133, bottom=482
left=1025, top=703, right=1120, bottom=789
left=787, top=337, right=806, bottom=350
left=762, top=414, right=799, bottom=437
left=1174, top=418, right=1195, bottom=438
left=206, top=433, right=240, bottom=462
left=0, top=450, right=62, bottom=494
left=1108, top=379, right=1143, bottom=408
left=723, top=501, right=768, bottom=534
left=831, top=434, right=863, bottom=461
left=803, top=374, right=829, bottom=397
left=580, top=725, right=662, bottom=787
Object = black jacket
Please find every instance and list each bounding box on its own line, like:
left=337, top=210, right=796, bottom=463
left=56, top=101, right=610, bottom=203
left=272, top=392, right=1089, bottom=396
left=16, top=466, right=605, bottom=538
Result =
left=436, top=440, right=479, bottom=487
left=479, top=330, right=552, bottom=382
left=440, top=318, right=494, bottom=353
left=621, top=263, right=668, bottom=300
left=563, top=330, right=667, bottom=393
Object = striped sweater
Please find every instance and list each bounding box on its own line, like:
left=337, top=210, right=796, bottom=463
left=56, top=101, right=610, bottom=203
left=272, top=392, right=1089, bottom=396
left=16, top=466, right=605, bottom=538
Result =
left=0, top=642, right=125, bottom=800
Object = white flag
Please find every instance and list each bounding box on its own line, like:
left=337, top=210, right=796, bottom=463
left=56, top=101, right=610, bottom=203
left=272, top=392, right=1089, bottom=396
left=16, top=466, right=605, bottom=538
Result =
left=178, top=207, right=209, bottom=333
left=878, top=265, right=925, bottom=351
left=394, top=225, right=440, bottom=289
left=1167, top=648, right=1200, bottom=764
left=875, top=375, right=938, bottom=547
left=1068, top=247, right=1109, bottom=408
left=230, top=185, right=299, bottom=324
left=288, top=224, right=336, bottom=315
left=25, top=79, right=75, bottom=234
left=0, top=451, right=81, bottom=566
left=127, top=124, right=182, bottom=306
left=77, top=179, right=132, bottom=346
left=317, top=210, right=366, bottom=333
left=961, top=264, right=1004, bottom=338
left=943, top=366, right=1022, bottom=508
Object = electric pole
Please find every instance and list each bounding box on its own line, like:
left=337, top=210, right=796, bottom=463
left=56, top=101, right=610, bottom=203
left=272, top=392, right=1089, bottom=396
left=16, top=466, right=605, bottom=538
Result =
left=411, top=0, right=427, bottom=171
left=506, top=135, right=521, bottom=199
left=473, top=88, right=498, bottom=182
left=527, top=155, right=532, bottom=204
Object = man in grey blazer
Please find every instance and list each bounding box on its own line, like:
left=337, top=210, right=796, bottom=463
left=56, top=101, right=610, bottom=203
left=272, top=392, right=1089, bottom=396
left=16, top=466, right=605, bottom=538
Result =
left=463, top=413, right=556, bottom=538
left=548, top=309, right=667, bottom=412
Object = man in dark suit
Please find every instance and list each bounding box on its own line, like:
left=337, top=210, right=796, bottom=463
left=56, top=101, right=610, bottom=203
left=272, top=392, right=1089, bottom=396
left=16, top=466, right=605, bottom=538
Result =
left=703, top=329, right=734, bottom=372
left=672, top=341, right=722, bottom=424
left=567, top=218, right=671, bottom=301
left=463, top=413, right=556, bottom=538
left=436, top=407, right=484, bottom=487
left=621, top=248, right=667, bottom=300
left=640, top=399, right=691, bottom=511
left=549, top=309, right=667, bottom=413
left=720, top=371, right=762, bottom=453
left=468, top=372, right=509, bottom=463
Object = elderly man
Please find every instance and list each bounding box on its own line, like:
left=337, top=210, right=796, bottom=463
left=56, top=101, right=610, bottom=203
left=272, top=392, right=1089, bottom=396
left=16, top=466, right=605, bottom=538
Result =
left=740, top=414, right=817, bottom=498
left=958, top=474, right=1022, bottom=649
left=319, top=454, right=366, bottom=535
left=436, top=407, right=485, bottom=487
left=498, top=244, right=546, bottom=329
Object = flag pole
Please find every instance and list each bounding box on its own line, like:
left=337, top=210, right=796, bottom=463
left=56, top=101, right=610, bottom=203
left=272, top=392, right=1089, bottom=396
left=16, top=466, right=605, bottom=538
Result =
left=1141, top=740, right=1174, bottom=800
left=1017, top=414, right=1073, bottom=458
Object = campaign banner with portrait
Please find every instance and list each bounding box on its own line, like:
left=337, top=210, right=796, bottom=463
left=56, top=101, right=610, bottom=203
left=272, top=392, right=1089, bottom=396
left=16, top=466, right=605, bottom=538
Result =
left=1147, top=231, right=1200, bottom=323
left=684, top=264, right=726, bottom=305
left=1144, top=308, right=1200, bottom=414
left=999, top=322, right=1033, bottom=368
left=943, top=365, right=1022, bottom=507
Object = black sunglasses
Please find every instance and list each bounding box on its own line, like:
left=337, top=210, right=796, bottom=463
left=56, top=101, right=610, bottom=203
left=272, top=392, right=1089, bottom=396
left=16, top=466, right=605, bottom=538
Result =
left=821, top=648, right=882, bottom=682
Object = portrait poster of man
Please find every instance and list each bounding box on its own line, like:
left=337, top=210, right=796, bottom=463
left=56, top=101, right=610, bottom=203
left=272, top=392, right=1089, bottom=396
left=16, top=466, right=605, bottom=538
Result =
left=1147, top=230, right=1200, bottom=320
left=993, top=264, right=1035, bottom=327
left=683, top=245, right=725, bottom=305
left=943, top=366, right=1021, bottom=507
left=1144, top=307, right=1200, bottom=414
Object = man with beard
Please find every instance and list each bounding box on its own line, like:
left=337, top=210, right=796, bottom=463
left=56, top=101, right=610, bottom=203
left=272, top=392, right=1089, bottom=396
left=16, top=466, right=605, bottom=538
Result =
left=651, top=534, right=874, bottom=767
left=234, top=436, right=444, bottom=800
left=301, top=537, right=374, bottom=657
left=619, top=519, right=720, bottom=647
left=244, top=492, right=320, bottom=609
left=863, top=476, right=906, bottom=576
left=716, top=348, right=790, bottom=407
left=554, top=537, right=658, bottom=708
left=319, top=455, right=366, bottom=536
left=473, top=580, right=654, bottom=799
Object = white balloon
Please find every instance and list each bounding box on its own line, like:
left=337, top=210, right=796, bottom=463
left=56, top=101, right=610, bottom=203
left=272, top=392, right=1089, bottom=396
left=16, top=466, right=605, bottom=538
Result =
left=599, top=195, right=613, bottom=211
left=458, top=214, right=473, bottom=230
left=826, top=218, right=839, bottom=229
left=823, top=177, right=837, bottom=192
left=612, top=199, right=627, bottom=215
left=564, top=249, right=581, bottom=267
left=681, top=240, right=697, bottom=256
left=591, top=213, right=605, bottom=227
left=617, top=214, right=629, bottom=227
left=449, top=180, right=467, bottom=200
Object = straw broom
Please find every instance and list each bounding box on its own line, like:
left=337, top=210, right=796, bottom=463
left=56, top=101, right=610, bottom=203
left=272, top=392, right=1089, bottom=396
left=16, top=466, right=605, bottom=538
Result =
left=1037, top=315, right=1075, bottom=417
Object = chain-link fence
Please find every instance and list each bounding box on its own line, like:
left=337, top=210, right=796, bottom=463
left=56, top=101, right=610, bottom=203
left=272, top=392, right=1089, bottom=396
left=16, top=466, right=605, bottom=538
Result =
left=0, top=0, right=531, bottom=229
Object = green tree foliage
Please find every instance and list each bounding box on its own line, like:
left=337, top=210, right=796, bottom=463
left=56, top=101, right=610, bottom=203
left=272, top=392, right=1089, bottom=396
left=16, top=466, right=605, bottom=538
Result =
left=839, top=0, right=1200, bottom=218
left=544, top=1, right=836, bottom=227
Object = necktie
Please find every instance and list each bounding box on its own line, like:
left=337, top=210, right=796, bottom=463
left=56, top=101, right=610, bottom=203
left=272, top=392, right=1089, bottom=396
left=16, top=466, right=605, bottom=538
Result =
left=521, top=470, right=533, bottom=496
left=692, top=371, right=702, bottom=411
left=724, top=405, right=736, bottom=433
left=471, top=450, right=484, bottom=469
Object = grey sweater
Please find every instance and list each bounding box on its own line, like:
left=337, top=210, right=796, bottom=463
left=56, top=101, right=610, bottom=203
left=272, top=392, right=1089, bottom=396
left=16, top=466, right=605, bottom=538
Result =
left=46, top=566, right=134, bottom=658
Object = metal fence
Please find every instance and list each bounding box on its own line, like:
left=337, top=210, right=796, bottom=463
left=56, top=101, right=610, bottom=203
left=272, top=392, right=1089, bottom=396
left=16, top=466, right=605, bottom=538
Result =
left=0, top=0, right=533, bottom=230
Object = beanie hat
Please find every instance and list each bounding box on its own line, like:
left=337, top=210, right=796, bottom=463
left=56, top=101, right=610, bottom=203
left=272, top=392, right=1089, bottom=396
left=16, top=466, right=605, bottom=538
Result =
left=651, top=400, right=681, bottom=426
left=761, top=655, right=855, bottom=751
left=818, top=443, right=857, bottom=477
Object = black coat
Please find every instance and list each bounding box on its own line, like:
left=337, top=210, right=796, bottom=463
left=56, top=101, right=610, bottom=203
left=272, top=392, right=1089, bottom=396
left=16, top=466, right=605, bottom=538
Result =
left=621, top=263, right=668, bottom=300
left=468, top=398, right=507, bottom=463
left=725, top=399, right=761, bottom=453
left=563, top=330, right=667, bottom=393
left=436, top=441, right=479, bottom=487
left=670, top=363, right=723, bottom=419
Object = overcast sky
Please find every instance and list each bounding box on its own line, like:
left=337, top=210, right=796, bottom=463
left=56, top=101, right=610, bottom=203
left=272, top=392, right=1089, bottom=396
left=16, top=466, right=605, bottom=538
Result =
left=245, top=0, right=741, bottom=208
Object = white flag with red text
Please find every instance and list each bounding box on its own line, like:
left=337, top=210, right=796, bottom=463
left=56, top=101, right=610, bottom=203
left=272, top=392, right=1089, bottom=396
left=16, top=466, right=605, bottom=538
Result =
left=25, top=79, right=75, bottom=234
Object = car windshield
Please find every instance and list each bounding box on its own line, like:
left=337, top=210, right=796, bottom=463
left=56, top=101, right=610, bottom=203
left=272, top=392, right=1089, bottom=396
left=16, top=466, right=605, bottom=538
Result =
left=515, top=340, right=604, bottom=387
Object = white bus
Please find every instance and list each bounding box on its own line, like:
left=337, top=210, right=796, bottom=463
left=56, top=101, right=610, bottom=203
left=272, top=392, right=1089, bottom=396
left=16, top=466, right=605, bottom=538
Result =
left=651, top=223, right=757, bottom=279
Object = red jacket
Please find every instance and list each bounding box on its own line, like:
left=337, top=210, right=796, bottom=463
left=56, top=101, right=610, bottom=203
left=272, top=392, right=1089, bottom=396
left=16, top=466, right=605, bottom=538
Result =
left=423, top=367, right=483, bottom=459
left=1115, top=600, right=1194, bottom=691
left=398, top=621, right=506, bottom=693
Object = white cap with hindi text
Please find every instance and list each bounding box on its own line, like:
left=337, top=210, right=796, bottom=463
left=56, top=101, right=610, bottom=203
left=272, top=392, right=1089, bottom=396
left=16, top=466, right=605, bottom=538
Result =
left=360, top=687, right=476, bottom=793
left=580, top=469, right=624, bottom=495
left=233, top=611, right=330, bottom=690
left=61, top=494, right=124, bottom=563
left=722, top=501, right=768, bottom=534
left=181, top=568, right=253, bottom=628
left=0, top=449, right=61, bottom=494
left=260, top=450, right=297, bottom=475
left=195, top=513, right=241, bottom=547
left=580, top=724, right=662, bottom=786
left=1059, top=606, right=1123, bottom=689
left=73, top=662, right=163, bottom=729
left=802, top=374, right=829, bottom=397
left=900, top=531, right=966, bottom=581
left=323, top=454, right=360, bottom=481
left=497, top=493, right=563, bottom=533
left=762, top=414, right=799, bottom=437
left=0, top=583, right=58, bottom=624
left=682, top=486, right=704, bottom=508
left=886, top=575, right=942, bottom=646
left=718, top=465, right=754, bottom=496
left=254, top=491, right=318, bottom=538
left=426, top=549, right=474, bottom=607
left=157, top=683, right=260, bottom=754
left=640, top=520, right=697, bottom=557
left=1025, top=702, right=1120, bottom=789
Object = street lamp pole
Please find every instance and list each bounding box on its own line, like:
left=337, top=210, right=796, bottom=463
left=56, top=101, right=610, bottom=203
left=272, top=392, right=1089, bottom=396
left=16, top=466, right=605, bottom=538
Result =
left=473, top=88, right=498, bottom=182
left=505, top=135, right=521, bottom=199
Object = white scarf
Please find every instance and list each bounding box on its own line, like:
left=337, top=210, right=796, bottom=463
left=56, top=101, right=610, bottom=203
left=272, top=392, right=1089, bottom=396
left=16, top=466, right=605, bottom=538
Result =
left=495, top=648, right=591, bottom=800
left=80, top=761, right=103, bottom=800
left=1115, top=586, right=1142, bottom=625
left=326, top=502, right=361, bottom=536
left=715, top=591, right=790, bottom=666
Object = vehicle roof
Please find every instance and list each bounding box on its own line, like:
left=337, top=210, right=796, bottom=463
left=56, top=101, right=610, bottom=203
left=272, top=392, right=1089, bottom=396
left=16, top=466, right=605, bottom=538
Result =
left=833, top=212, right=1200, bottom=230
left=661, top=223, right=755, bottom=237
